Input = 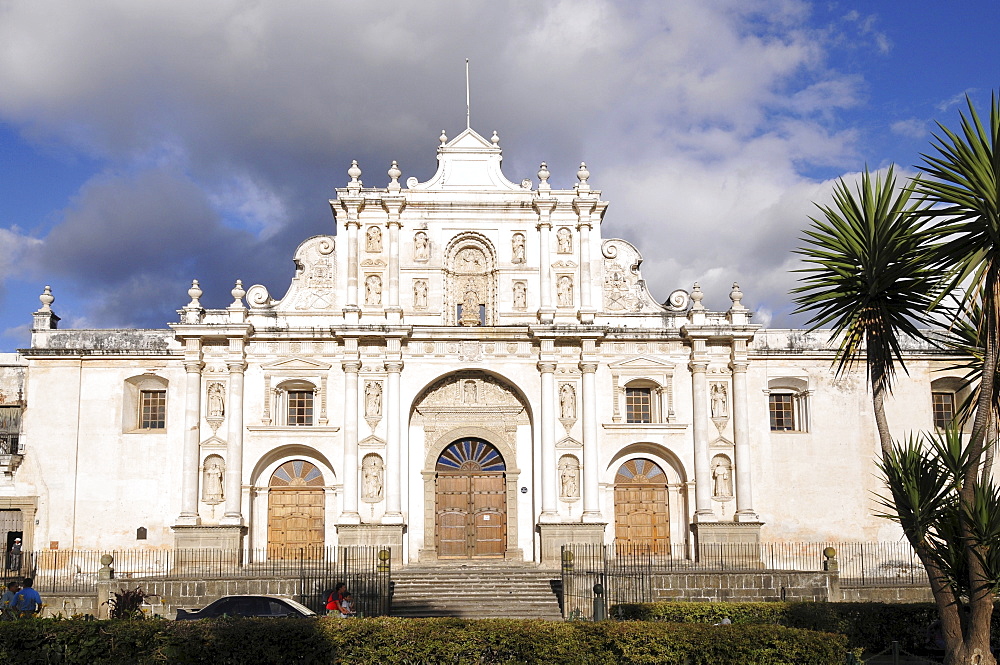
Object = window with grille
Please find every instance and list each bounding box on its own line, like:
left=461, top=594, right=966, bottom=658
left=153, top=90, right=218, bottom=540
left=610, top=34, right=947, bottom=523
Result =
left=0, top=405, right=21, bottom=454
left=625, top=387, right=652, bottom=424
left=286, top=390, right=314, bottom=426
left=139, top=390, right=166, bottom=429
left=932, top=392, right=956, bottom=429
left=769, top=393, right=795, bottom=431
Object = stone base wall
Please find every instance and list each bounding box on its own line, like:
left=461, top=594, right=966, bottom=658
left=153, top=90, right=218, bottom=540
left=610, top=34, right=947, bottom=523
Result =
left=649, top=570, right=835, bottom=603
left=839, top=585, right=934, bottom=603
left=96, top=578, right=301, bottom=619
left=37, top=594, right=98, bottom=618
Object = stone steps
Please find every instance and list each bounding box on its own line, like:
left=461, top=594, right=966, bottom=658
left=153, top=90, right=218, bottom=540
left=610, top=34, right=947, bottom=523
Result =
left=390, top=567, right=563, bottom=619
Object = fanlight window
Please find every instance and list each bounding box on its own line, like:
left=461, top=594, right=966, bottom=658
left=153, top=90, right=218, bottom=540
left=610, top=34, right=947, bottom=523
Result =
left=270, top=460, right=325, bottom=487
left=615, top=458, right=666, bottom=484
left=436, top=438, right=505, bottom=472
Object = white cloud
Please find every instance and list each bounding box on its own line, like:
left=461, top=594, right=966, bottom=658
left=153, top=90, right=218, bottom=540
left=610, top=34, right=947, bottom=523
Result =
left=891, top=118, right=927, bottom=139
left=0, top=0, right=874, bottom=331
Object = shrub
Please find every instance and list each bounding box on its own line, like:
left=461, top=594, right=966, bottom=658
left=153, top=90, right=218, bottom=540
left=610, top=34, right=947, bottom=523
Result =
left=0, top=616, right=847, bottom=664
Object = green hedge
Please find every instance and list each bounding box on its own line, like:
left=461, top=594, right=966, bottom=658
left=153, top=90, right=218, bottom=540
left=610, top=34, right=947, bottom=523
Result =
left=0, top=616, right=846, bottom=664
left=612, top=601, right=1000, bottom=655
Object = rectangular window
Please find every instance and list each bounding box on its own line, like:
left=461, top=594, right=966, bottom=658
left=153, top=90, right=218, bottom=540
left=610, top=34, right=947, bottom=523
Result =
left=932, top=392, right=955, bottom=429
left=0, top=405, right=21, bottom=455
left=769, top=393, right=795, bottom=431
left=287, top=390, right=314, bottom=426
left=139, top=390, right=166, bottom=430
left=625, top=388, right=652, bottom=424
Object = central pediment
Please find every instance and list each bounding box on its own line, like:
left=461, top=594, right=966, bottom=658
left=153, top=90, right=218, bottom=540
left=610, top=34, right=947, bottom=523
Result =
left=407, top=128, right=523, bottom=192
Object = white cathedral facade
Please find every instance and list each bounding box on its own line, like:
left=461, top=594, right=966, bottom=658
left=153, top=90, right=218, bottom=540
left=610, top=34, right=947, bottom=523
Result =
left=0, top=127, right=969, bottom=565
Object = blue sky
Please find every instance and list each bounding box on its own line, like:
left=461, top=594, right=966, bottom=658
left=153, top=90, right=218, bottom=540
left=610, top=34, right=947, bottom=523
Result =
left=0, top=0, right=996, bottom=350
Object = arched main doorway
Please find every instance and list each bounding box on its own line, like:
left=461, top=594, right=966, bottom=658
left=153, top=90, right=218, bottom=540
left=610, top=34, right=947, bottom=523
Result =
left=267, top=460, right=325, bottom=559
left=614, top=458, right=670, bottom=554
left=435, top=438, right=506, bottom=558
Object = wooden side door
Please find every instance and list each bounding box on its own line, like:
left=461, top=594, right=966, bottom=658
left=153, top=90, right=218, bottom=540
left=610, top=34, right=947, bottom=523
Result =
left=267, top=460, right=326, bottom=559
left=614, top=458, right=670, bottom=554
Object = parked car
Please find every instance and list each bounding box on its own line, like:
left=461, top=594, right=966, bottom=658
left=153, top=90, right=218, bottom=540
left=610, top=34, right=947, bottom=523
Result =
left=175, top=595, right=317, bottom=620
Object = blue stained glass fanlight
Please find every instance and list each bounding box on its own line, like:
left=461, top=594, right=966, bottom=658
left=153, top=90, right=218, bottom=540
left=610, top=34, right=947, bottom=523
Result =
left=615, top=458, right=665, bottom=483
left=436, top=438, right=506, bottom=472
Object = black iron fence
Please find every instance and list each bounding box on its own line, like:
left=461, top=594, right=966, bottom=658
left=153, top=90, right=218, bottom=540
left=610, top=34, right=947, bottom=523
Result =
left=2, top=546, right=393, bottom=616
left=562, top=541, right=929, bottom=620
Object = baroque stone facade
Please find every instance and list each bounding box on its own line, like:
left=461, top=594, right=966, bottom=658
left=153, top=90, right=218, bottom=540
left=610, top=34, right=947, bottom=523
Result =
left=0, top=127, right=973, bottom=563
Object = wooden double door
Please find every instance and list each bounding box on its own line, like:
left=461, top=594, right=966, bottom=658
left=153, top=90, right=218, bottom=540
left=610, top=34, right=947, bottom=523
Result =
left=434, top=438, right=507, bottom=559
left=614, top=458, right=670, bottom=554
left=267, top=460, right=325, bottom=559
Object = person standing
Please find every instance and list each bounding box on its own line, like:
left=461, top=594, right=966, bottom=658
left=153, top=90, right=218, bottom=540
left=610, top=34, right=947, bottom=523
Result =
left=14, top=577, right=41, bottom=617
left=7, top=538, right=21, bottom=571
left=1, top=580, right=20, bottom=620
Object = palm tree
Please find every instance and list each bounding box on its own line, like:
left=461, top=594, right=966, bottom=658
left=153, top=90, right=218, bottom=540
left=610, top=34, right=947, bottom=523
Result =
left=791, top=165, right=938, bottom=455
left=911, top=93, right=1000, bottom=665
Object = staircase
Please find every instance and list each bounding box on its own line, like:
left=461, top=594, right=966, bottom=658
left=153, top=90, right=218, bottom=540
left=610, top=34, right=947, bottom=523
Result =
left=389, top=565, right=563, bottom=619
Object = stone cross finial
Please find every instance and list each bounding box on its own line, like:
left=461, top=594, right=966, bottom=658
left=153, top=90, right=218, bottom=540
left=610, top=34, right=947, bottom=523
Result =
left=38, top=285, right=54, bottom=312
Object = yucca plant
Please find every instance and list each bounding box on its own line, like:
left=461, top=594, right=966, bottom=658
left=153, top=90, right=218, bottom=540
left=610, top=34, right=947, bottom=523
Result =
left=910, top=93, right=1000, bottom=665
left=792, top=164, right=938, bottom=455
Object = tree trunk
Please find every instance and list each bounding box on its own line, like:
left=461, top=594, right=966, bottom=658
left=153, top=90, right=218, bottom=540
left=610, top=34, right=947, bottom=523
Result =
left=953, top=268, right=1000, bottom=665
left=872, top=384, right=893, bottom=457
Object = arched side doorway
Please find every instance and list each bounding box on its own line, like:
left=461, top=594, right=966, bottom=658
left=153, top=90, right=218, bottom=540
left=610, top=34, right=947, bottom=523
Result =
left=614, top=458, right=670, bottom=554
left=268, top=460, right=325, bottom=559
left=435, top=438, right=506, bottom=558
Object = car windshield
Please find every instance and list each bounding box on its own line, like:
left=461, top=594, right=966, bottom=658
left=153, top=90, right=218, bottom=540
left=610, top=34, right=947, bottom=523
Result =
left=279, top=597, right=316, bottom=616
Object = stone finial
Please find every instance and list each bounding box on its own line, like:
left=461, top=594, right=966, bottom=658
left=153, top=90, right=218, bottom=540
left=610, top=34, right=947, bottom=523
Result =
left=33, top=284, right=60, bottom=330
left=690, top=282, right=705, bottom=310
left=439, top=129, right=448, bottom=145
left=347, top=160, right=362, bottom=192
left=729, top=282, right=745, bottom=310
left=576, top=162, right=591, bottom=192
left=231, top=280, right=246, bottom=307
left=491, top=131, right=500, bottom=146
left=38, top=285, right=54, bottom=312
left=387, top=160, right=401, bottom=193
left=538, top=162, right=551, bottom=191
left=186, top=280, right=203, bottom=308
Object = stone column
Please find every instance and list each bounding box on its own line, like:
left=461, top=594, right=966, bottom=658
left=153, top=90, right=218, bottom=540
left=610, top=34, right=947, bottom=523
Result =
left=346, top=220, right=359, bottom=309
left=690, top=355, right=714, bottom=520
left=534, top=199, right=556, bottom=324
left=222, top=360, right=245, bottom=525
left=580, top=361, right=602, bottom=521
left=538, top=361, right=559, bottom=522
left=384, top=185, right=404, bottom=324
left=177, top=357, right=203, bottom=525
left=341, top=360, right=361, bottom=524
left=574, top=198, right=597, bottom=324
left=731, top=359, right=758, bottom=521
left=384, top=360, right=404, bottom=524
